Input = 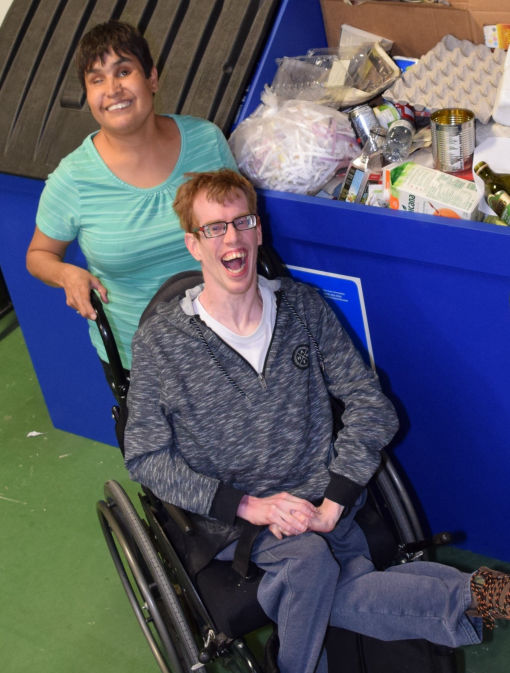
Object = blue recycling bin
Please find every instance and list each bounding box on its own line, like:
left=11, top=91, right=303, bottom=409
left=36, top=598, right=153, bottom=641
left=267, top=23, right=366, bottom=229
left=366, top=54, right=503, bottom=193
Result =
left=0, top=173, right=119, bottom=445
left=1, top=0, right=509, bottom=561
left=239, top=0, right=510, bottom=562
left=254, top=189, right=510, bottom=563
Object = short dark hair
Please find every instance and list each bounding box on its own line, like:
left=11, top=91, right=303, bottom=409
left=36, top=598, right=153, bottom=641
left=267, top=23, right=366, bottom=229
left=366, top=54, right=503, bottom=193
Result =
left=76, top=20, right=154, bottom=90
left=174, top=169, right=258, bottom=235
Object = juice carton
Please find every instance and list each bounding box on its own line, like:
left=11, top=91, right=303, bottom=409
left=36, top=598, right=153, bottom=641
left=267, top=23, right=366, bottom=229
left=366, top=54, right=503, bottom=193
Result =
left=383, top=161, right=481, bottom=220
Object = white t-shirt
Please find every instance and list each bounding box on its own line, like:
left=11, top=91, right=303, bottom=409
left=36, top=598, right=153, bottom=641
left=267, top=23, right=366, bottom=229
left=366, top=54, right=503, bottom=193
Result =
left=193, top=278, right=276, bottom=373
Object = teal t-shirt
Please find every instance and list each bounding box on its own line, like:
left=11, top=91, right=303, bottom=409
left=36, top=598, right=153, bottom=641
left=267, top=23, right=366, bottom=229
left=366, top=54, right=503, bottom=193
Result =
left=36, top=115, right=237, bottom=368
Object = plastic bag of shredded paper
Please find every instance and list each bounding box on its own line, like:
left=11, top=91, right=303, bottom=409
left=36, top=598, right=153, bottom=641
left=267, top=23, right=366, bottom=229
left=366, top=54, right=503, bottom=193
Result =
left=228, top=88, right=359, bottom=195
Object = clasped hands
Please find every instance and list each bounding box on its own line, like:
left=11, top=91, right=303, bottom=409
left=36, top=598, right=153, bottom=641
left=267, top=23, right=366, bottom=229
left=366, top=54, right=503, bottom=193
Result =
left=237, top=492, right=344, bottom=540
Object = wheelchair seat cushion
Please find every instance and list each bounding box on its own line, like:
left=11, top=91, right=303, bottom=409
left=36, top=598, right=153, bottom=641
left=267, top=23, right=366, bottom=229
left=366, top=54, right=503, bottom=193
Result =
left=195, top=559, right=268, bottom=639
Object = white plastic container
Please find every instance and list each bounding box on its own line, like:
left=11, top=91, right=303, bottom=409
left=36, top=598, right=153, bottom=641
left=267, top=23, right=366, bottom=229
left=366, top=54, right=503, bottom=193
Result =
left=492, top=48, right=510, bottom=125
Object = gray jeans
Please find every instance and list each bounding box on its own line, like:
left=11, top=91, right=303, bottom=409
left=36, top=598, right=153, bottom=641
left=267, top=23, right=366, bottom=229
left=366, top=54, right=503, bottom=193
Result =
left=217, top=493, right=482, bottom=673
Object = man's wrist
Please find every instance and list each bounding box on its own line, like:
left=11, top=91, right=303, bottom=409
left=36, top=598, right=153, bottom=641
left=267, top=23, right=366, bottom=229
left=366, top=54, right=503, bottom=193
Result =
left=321, top=497, right=344, bottom=520
left=236, top=494, right=255, bottom=520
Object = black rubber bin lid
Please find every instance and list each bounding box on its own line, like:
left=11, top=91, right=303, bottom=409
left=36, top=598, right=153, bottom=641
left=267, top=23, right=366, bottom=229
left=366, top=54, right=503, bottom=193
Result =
left=0, top=0, right=278, bottom=180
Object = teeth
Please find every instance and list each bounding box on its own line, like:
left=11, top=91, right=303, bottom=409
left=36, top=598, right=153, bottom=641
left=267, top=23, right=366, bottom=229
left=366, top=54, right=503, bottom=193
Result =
left=107, top=101, right=131, bottom=111
left=222, top=251, right=246, bottom=262
left=222, top=250, right=247, bottom=274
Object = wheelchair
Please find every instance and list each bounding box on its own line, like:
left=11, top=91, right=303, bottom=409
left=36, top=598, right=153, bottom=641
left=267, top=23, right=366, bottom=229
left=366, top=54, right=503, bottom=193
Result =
left=93, top=255, right=453, bottom=673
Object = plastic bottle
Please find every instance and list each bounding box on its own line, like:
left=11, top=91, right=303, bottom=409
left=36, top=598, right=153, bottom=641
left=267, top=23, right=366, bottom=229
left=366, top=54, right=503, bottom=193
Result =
left=474, top=161, right=510, bottom=199
left=382, top=119, right=414, bottom=163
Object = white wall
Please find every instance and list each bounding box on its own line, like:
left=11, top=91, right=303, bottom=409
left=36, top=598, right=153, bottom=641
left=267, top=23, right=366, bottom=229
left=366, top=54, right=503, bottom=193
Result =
left=0, top=0, right=14, bottom=27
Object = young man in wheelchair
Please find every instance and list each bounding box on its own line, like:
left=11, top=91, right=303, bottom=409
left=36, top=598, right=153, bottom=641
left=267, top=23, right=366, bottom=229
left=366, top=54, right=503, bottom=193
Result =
left=123, top=168, right=510, bottom=673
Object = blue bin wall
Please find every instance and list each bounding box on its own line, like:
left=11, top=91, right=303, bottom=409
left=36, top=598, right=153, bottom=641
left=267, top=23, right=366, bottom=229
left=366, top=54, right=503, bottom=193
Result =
left=256, top=191, right=510, bottom=561
left=239, top=0, right=510, bottom=561
left=1, top=0, right=510, bottom=560
left=236, top=0, right=326, bottom=122
left=0, top=173, right=118, bottom=446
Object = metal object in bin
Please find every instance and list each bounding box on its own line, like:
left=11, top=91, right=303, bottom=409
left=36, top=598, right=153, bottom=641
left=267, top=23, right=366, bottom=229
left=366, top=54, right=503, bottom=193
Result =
left=430, top=108, right=475, bottom=173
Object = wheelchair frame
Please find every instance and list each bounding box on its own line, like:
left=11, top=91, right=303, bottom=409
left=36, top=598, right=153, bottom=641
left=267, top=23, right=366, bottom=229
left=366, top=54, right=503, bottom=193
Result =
left=92, top=264, right=439, bottom=673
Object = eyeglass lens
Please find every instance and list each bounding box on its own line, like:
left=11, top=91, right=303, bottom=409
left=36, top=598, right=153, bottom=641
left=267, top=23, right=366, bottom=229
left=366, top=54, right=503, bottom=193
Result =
left=203, top=214, right=256, bottom=237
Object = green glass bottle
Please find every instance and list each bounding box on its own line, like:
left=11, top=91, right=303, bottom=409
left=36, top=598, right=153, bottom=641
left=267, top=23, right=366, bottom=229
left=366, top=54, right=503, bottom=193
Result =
left=474, top=161, right=510, bottom=198
left=487, top=190, right=510, bottom=226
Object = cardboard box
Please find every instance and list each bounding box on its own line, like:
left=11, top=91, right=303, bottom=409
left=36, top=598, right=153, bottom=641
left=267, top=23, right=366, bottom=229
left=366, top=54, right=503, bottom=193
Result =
left=320, top=0, right=510, bottom=58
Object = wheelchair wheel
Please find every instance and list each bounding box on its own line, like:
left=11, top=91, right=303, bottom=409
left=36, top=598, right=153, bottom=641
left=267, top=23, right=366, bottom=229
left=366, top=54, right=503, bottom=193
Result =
left=365, top=450, right=434, bottom=566
left=97, top=480, right=203, bottom=673
left=374, top=450, right=425, bottom=544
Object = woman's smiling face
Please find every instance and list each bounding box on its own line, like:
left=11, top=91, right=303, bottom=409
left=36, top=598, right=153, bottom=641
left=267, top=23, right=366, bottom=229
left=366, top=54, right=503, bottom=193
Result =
left=84, top=48, right=158, bottom=137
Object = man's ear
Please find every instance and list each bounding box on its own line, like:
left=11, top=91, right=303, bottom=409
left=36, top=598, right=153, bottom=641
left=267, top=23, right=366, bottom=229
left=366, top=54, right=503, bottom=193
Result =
left=184, top=232, right=202, bottom=262
left=256, top=216, right=262, bottom=246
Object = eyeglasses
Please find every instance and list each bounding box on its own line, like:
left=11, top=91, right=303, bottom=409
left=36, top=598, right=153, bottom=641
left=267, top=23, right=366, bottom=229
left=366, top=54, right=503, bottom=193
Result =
left=192, top=214, right=258, bottom=238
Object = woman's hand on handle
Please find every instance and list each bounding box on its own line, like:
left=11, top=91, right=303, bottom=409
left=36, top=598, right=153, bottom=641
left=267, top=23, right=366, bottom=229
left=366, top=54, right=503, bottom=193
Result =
left=60, top=264, right=108, bottom=319
left=26, top=226, right=108, bottom=319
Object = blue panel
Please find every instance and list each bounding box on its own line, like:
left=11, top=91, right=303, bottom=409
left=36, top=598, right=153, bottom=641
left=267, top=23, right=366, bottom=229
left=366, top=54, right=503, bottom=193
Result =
left=257, top=189, right=510, bottom=562
left=0, top=173, right=117, bottom=446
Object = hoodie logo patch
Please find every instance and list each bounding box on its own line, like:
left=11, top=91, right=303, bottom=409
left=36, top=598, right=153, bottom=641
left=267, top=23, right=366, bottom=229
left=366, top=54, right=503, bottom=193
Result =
left=292, top=345, right=309, bottom=369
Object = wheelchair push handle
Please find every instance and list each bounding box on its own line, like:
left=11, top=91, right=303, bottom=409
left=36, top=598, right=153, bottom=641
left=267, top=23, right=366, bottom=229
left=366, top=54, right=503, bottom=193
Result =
left=90, top=289, right=129, bottom=402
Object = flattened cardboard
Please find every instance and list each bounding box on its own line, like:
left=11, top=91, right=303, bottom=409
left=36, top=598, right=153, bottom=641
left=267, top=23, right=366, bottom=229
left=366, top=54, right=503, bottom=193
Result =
left=320, top=0, right=510, bottom=57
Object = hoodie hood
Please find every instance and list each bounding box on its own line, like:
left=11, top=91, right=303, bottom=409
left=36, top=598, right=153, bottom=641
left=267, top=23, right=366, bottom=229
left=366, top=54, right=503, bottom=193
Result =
left=179, top=275, right=282, bottom=317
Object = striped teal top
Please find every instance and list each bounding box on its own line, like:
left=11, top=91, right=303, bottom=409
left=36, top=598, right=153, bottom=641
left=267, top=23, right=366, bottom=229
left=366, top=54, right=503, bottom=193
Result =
left=36, top=115, right=237, bottom=369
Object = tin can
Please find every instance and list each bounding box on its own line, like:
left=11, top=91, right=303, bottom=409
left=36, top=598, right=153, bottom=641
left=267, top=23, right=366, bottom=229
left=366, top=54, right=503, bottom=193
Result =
left=430, top=108, right=475, bottom=173
left=373, top=102, right=400, bottom=130
left=349, top=104, right=379, bottom=146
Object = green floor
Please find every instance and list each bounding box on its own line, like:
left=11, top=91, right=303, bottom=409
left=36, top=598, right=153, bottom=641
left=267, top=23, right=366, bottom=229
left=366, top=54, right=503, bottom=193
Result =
left=1, top=309, right=509, bottom=672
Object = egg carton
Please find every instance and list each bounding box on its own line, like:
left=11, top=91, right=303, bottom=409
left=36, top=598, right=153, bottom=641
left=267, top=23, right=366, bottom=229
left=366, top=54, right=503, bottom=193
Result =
left=384, top=35, right=506, bottom=124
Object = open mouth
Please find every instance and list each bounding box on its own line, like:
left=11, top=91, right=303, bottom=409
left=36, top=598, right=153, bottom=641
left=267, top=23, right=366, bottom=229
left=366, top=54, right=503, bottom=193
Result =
left=106, top=100, right=132, bottom=112
left=221, top=251, right=247, bottom=274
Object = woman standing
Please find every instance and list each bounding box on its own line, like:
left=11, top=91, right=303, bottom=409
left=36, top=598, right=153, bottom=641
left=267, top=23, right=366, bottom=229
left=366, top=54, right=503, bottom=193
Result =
left=26, top=21, right=237, bottom=374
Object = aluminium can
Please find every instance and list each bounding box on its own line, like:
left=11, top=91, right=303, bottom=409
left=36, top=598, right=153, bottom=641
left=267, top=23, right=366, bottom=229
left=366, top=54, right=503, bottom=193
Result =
left=349, top=104, right=379, bottom=146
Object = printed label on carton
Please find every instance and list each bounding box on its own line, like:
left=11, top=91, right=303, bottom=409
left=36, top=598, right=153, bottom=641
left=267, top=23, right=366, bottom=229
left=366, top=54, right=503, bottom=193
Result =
left=484, top=24, right=510, bottom=50
left=384, top=162, right=480, bottom=220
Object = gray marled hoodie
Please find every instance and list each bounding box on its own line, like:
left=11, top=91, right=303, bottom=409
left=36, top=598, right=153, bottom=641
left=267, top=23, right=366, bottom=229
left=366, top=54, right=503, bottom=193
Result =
left=124, top=276, right=399, bottom=527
